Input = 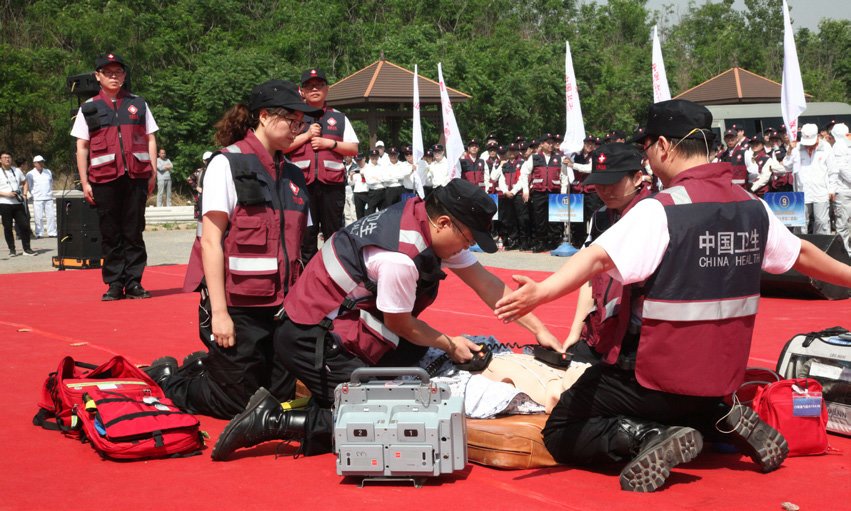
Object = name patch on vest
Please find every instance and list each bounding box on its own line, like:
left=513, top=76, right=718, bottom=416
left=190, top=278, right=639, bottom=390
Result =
left=697, top=229, right=762, bottom=268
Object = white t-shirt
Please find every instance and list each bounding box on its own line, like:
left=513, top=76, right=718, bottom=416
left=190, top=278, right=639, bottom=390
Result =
left=201, top=154, right=312, bottom=226
left=0, top=167, right=25, bottom=205
left=26, top=168, right=54, bottom=201
left=593, top=197, right=801, bottom=285
left=70, top=100, right=159, bottom=140
left=354, top=246, right=476, bottom=315
left=339, top=115, right=359, bottom=144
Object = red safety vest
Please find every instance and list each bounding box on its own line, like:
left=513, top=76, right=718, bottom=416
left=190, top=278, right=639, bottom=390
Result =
left=284, top=199, right=445, bottom=364
left=182, top=132, right=309, bottom=307
left=529, top=151, right=562, bottom=192
left=460, top=155, right=487, bottom=190
left=81, top=90, right=152, bottom=183
left=635, top=162, right=769, bottom=396
left=582, top=186, right=652, bottom=364
left=288, top=106, right=347, bottom=185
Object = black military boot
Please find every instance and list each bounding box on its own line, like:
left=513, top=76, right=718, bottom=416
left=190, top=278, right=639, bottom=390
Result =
left=178, top=351, right=207, bottom=377
left=211, top=387, right=308, bottom=461
left=720, top=403, right=788, bottom=472
left=614, top=418, right=704, bottom=492
left=143, top=356, right=178, bottom=388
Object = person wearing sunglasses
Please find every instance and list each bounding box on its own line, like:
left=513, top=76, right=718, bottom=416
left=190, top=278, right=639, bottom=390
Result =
left=147, top=80, right=322, bottom=421
left=288, top=68, right=360, bottom=264
left=211, top=178, right=564, bottom=461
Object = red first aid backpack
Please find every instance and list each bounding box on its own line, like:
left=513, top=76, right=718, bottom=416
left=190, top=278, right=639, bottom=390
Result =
left=33, top=355, right=205, bottom=460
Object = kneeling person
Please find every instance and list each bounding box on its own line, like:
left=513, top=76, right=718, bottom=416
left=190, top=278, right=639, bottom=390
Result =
left=212, top=178, right=562, bottom=460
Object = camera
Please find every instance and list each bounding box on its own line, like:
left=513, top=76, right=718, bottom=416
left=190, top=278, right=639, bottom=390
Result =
left=13, top=191, right=24, bottom=203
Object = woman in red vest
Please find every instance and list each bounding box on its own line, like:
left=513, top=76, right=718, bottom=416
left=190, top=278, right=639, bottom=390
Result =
left=147, top=80, right=322, bottom=420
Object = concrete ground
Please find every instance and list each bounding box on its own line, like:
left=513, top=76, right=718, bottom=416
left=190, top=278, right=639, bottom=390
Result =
left=1, top=205, right=569, bottom=275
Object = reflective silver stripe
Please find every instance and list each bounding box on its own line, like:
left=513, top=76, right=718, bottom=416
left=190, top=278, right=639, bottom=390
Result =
left=643, top=295, right=760, bottom=321
left=324, top=160, right=345, bottom=170
left=292, top=160, right=310, bottom=169
left=732, top=179, right=745, bottom=184
left=228, top=256, right=278, bottom=272
left=321, top=241, right=358, bottom=293
left=661, top=185, right=692, bottom=205
left=531, top=179, right=543, bottom=183
left=90, top=153, right=116, bottom=166
left=360, top=310, right=399, bottom=346
left=225, top=144, right=242, bottom=153
left=603, top=298, right=618, bottom=320
left=133, top=152, right=151, bottom=162
left=195, top=222, right=203, bottom=237
left=399, top=230, right=427, bottom=253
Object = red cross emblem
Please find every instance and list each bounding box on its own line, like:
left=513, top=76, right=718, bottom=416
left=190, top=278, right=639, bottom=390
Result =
left=597, top=153, right=607, bottom=164
left=290, top=182, right=300, bottom=195
left=310, top=69, right=317, bottom=76
left=108, top=54, right=114, bottom=59
left=127, top=105, right=138, bottom=114
left=326, top=117, right=336, bottom=126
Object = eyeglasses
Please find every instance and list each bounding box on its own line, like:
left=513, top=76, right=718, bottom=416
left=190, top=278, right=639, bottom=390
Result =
left=302, top=82, right=327, bottom=91
left=281, top=116, right=306, bottom=133
left=643, top=137, right=659, bottom=151
left=450, top=220, right=476, bottom=248
left=98, top=69, right=125, bottom=78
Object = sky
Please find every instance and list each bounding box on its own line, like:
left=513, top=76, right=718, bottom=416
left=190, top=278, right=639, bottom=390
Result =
left=633, top=0, right=850, bottom=31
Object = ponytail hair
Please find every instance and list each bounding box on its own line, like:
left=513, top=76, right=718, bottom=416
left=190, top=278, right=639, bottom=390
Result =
left=214, top=103, right=258, bottom=147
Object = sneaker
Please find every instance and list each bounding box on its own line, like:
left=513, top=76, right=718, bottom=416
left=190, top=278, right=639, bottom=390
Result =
left=619, top=426, right=704, bottom=492
left=102, top=285, right=124, bottom=301
left=23, top=249, right=36, bottom=256
left=8, top=250, right=17, bottom=257
left=722, top=404, right=788, bottom=472
left=125, top=284, right=152, bottom=299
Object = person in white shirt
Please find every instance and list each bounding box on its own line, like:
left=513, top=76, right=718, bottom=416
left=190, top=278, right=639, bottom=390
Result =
left=26, top=155, right=56, bottom=238
left=783, top=123, right=836, bottom=234
left=382, top=147, right=409, bottom=207
left=155, top=148, right=173, bottom=207
left=374, top=140, right=391, bottom=165
left=347, top=153, right=369, bottom=219
left=830, top=123, right=851, bottom=253
left=0, top=151, right=34, bottom=256
left=362, top=149, right=385, bottom=214
left=427, top=144, right=451, bottom=188
left=748, top=137, right=789, bottom=195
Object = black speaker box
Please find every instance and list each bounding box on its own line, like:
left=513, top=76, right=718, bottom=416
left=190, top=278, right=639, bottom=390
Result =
left=760, top=234, right=850, bottom=300
left=56, top=196, right=102, bottom=260
left=66, top=73, right=100, bottom=99
left=56, top=196, right=100, bottom=231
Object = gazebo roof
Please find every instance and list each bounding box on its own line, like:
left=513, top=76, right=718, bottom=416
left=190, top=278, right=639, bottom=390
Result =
left=327, top=59, right=471, bottom=108
left=674, top=67, right=812, bottom=105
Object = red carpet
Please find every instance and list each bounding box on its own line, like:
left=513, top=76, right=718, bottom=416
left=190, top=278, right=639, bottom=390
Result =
left=1, top=264, right=849, bottom=510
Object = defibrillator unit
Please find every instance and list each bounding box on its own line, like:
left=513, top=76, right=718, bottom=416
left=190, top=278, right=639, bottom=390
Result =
left=333, top=367, right=466, bottom=479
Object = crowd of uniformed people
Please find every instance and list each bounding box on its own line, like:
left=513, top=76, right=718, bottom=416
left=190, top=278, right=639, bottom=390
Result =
left=72, top=51, right=851, bottom=493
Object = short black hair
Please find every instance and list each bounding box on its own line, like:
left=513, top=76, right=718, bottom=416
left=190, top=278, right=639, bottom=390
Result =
left=649, top=135, right=713, bottom=159
left=425, top=191, right=451, bottom=220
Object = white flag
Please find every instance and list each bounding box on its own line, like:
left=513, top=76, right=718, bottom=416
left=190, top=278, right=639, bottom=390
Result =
left=412, top=64, right=426, bottom=197
left=437, top=63, right=464, bottom=180
left=560, top=41, right=585, bottom=155
left=781, top=0, right=806, bottom=141
left=651, top=25, right=672, bottom=103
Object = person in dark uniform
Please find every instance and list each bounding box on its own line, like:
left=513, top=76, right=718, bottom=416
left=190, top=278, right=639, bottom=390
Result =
left=495, top=100, right=851, bottom=492
left=523, top=133, right=566, bottom=252
left=288, top=68, right=360, bottom=263
left=148, top=80, right=321, bottom=419
left=210, top=179, right=563, bottom=460
left=70, top=53, right=158, bottom=300
left=459, top=139, right=487, bottom=192
left=566, top=135, right=603, bottom=248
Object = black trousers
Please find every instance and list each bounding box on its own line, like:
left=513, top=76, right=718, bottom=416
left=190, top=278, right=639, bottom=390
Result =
left=367, top=188, right=386, bottom=215
left=301, top=181, right=345, bottom=262
left=542, top=362, right=725, bottom=465
left=384, top=186, right=404, bottom=207
left=90, top=175, right=148, bottom=287
left=353, top=192, right=369, bottom=219
left=530, top=191, right=562, bottom=246
left=0, top=203, right=31, bottom=251
left=162, top=296, right=294, bottom=420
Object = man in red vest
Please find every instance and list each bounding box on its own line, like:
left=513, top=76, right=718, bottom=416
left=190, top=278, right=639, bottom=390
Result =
left=71, top=53, right=158, bottom=301
left=495, top=99, right=851, bottom=492
left=287, top=68, right=360, bottom=263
